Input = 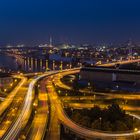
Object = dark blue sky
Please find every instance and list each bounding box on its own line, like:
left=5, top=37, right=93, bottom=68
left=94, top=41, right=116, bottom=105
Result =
left=0, top=0, right=140, bottom=45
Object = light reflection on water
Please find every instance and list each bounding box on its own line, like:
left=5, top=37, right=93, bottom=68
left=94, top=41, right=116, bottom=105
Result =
left=0, top=54, right=18, bottom=70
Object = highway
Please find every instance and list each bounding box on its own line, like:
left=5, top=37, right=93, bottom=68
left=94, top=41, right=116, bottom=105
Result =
left=0, top=77, right=30, bottom=138
left=54, top=71, right=140, bottom=101
left=0, top=75, right=27, bottom=138
left=20, top=71, right=61, bottom=140
left=0, top=97, right=5, bottom=102
left=53, top=70, right=79, bottom=90
left=64, top=102, right=140, bottom=111
left=18, top=68, right=140, bottom=140
left=1, top=71, right=58, bottom=140
left=27, top=77, right=49, bottom=140
left=1, top=76, right=42, bottom=140
left=1, top=66, right=140, bottom=140
left=46, top=70, right=140, bottom=140
left=47, top=78, right=60, bottom=140
left=100, top=58, right=140, bottom=67
left=0, top=76, right=26, bottom=116
left=2, top=75, right=39, bottom=140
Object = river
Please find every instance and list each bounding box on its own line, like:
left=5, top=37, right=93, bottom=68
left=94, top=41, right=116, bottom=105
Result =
left=0, top=54, right=18, bottom=70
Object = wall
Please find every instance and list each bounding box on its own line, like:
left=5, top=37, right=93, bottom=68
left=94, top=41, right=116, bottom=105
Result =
left=80, top=70, right=140, bottom=85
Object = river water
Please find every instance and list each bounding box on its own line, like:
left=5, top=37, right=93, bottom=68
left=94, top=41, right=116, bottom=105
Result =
left=0, top=54, right=18, bottom=70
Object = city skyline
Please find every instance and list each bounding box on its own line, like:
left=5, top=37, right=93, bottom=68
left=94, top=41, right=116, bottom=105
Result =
left=0, top=0, right=140, bottom=45
left=1, top=1, right=140, bottom=139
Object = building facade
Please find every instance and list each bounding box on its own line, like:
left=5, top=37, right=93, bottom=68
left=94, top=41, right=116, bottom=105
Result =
left=80, top=67, right=140, bottom=85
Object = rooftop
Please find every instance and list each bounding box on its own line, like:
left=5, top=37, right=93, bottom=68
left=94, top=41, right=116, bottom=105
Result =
left=81, top=67, right=140, bottom=75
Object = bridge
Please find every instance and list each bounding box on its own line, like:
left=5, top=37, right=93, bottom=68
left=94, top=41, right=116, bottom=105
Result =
left=0, top=68, right=140, bottom=139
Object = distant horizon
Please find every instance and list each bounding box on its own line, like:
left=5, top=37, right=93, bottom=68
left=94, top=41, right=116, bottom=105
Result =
left=0, top=0, right=140, bottom=46
left=0, top=38, right=139, bottom=48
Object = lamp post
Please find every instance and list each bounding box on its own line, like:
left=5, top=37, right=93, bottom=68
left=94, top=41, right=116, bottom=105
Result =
left=134, top=128, right=138, bottom=140
left=31, top=58, right=34, bottom=72
left=46, top=60, right=48, bottom=71
left=99, top=117, right=102, bottom=130
left=60, top=61, right=63, bottom=71
left=35, top=59, right=38, bottom=71
left=40, top=59, right=42, bottom=71
left=70, top=62, right=72, bottom=69
left=53, top=60, right=55, bottom=70
left=24, top=57, right=27, bottom=71
left=27, top=57, right=30, bottom=71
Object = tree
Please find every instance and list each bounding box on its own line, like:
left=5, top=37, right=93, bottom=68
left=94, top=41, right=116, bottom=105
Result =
left=102, top=121, right=112, bottom=131
left=124, top=115, right=133, bottom=129
left=79, top=116, right=91, bottom=127
left=107, top=103, right=125, bottom=123
left=114, top=121, right=129, bottom=131
left=71, top=111, right=82, bottom=123
left=89, top=105, right=102, bottom=121
left=91, top=119, right=101, bottom=130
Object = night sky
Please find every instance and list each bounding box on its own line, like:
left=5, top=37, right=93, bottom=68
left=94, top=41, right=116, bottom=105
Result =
left=0, top=0, right=140, bottom=45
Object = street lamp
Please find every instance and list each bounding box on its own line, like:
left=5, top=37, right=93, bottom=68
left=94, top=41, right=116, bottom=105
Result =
left=46, top=60, right=48, bottom=70
left=24, top=57, right=27, bottom=71
left=28, top=57, right=30, bottom=71
left=35, top=59, right=38, bottom=71
left=99, top=117, right=102, bottom=129
left=4, top=89, right=7, bottom=92
left=53, top=60, right=55, bottom=70
left=60, top=61, right=63, bottom=71
left=31, top=58, right=34, bottom=71
left=70, top=63, right=72, bottom=69
left=40, top=59, right=42, bottom=71
left=134, top=128, right=138, bottom=140
left=134, top=128, right=138, bottom=132
left=10, top=83, right=13, bottom=87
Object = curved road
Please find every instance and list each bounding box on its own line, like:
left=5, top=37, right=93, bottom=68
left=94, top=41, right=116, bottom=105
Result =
left=1, top=74, right=50, bottom=140
left=0, top=76, right=26, bottom=116
left=2, top=68, right=140, bottom=140
left=46, top=70, right=140, bottom=140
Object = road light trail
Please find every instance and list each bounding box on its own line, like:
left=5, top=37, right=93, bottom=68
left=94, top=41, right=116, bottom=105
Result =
left=54, top=70, right=140, bottom=100
left=0, top=76, right=26, bottom=116
left=2, top=68, right=140, bottom=140
left=0, top=97, right=5, bottom=102
left=1, top=76, right=40, bottom=140
left=64, top=102, right=140, bottom=111
left=100, top=59, right=140, bottom=67
left=27, top=71, right=74, bottom=140
left=0, top=77, right=29, bottom=138
left=53, top=70, right=79, bottom=90
left=47, top=89, right=60, bottom=140
left=1, top=72, right=57, bottom=140
left=46, top=70, right=140, bottom=140
left=27, top=77, right=49, bottom=140
left=27, top=72, right=60, bottom=140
